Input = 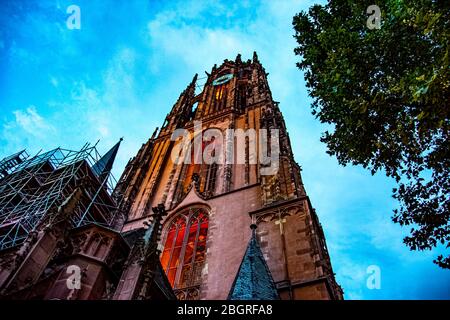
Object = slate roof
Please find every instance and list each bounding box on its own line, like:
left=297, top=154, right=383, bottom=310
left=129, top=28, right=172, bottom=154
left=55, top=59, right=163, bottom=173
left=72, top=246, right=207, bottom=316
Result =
left=228, top=224, right=280, bottom=300
left=92, top=138, right=122, bottom=182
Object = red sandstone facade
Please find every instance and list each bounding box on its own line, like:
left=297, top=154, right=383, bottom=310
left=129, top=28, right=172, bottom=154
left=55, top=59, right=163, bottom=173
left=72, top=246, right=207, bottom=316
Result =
left=115, top=53, right=343, bottom=300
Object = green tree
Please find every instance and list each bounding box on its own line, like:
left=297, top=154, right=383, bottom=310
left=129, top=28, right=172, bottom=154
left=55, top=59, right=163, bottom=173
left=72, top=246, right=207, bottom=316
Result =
left=293, top=0, right=449, bottom=268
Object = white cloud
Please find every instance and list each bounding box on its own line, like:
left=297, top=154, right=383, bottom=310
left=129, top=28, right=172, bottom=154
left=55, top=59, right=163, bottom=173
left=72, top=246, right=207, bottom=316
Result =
left=45, top=47, right=159, bottom=178
left=335, top=258, right=367, bottom=300
left=147, top=18, right=253, bottom=72
left=0, top=105, right=57, bottom=158
left=12, top=105, right=56, bottom=138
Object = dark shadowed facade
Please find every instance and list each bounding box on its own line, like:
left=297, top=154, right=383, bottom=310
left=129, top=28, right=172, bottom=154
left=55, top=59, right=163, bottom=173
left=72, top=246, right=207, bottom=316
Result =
left=0, top=53, right=342, bottom=300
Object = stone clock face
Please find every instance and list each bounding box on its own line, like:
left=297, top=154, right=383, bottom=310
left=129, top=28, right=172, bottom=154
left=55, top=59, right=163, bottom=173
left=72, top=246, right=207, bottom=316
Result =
left=212, top=73, right=233, bottom=86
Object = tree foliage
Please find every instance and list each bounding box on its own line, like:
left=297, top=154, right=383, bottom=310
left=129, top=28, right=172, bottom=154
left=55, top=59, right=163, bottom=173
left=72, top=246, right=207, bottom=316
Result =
left=293, top=0, right=449, bottom=268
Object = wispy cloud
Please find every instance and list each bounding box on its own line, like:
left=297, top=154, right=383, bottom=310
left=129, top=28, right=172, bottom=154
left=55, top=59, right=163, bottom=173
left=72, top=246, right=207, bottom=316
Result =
left=13, top=105, right=55, bottom=137
left=1, top=105, right=56, bottom=154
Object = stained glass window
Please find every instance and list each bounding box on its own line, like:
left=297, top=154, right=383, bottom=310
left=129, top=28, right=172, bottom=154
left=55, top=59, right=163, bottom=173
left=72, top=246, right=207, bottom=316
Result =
left=160, top=208, right=209, bottom=290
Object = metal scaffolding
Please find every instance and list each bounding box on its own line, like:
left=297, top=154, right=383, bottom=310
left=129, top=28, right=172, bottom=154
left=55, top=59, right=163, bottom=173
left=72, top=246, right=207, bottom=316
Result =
left=0, top=150, right=29, bottom=179
left=0, top=142, right=120, bottom=251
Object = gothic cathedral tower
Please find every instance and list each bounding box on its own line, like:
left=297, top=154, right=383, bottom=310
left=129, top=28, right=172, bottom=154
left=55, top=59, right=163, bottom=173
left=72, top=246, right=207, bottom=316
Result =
left=114, top=53, right=343, bottom=300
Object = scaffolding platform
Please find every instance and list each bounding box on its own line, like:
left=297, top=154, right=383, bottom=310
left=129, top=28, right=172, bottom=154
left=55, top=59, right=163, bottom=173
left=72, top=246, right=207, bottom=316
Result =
left=0, top=142, right=121, bottom=251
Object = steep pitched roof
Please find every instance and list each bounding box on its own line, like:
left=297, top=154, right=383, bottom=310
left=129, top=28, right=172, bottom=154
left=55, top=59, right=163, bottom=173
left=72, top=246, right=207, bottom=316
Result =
left=228, top=224, right=280, bottom=300
left=92, top=139, right=122, bottom=182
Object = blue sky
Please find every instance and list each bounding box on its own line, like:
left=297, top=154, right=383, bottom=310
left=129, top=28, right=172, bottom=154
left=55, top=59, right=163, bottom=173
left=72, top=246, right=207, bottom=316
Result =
left=0, top=0, right=449, bottom=299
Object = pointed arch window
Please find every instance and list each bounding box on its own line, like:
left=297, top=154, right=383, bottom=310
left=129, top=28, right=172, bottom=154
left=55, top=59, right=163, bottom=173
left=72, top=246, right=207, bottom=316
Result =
left=160, top=207, right=209, bottom=291
left=213, top=84, right=228, bottom=111
left=174, top=136, right=219, bottom=201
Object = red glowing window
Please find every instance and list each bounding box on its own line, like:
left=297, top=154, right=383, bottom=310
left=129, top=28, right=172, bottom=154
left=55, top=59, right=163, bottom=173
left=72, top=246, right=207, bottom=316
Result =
left=160, top=208, right=209, bottom=289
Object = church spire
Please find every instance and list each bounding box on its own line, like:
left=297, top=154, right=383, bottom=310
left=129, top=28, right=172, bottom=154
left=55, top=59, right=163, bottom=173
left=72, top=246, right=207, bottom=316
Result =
left=228, top=224, right=280, bottom=300
left=179, top=73, right=197, bottom=102
left=164, top=74, right=198, bottom=130
left=252, top=51, right=259, bottom=63
left=92, top=138, right=122, bottom=183
left=190, top=73, right=198, bottom=88
left=235, top=53, right=242, bottom=64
